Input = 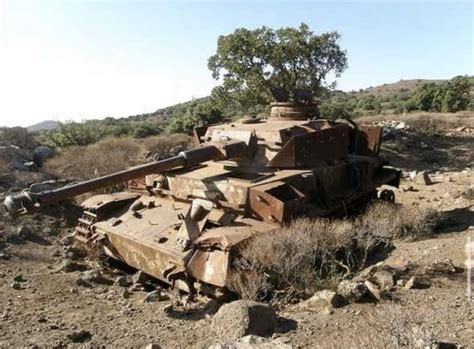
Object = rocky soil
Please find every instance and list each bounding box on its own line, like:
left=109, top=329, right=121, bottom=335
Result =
left=0, top=122, right=472, bottom=348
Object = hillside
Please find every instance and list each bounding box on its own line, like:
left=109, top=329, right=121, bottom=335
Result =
left=357, top=79, right=446, bottom=96
left=27, top=120, right=59, bottom=132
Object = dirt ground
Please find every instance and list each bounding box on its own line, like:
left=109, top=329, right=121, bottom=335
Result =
left=0, top=123, right=472, bottom=348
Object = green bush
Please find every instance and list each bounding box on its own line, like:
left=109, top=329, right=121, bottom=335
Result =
left=166, top=100, right=223, bottom=134
left=409, top=76, right=471, bottom=112
left=319, top=102, right=352, bottom=119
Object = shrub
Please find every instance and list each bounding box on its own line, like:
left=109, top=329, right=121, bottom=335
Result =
left=319, top=102, right=352, bottom=119
left=141, top=134, right=191, bottom=159
left=0, top=127, right=38, bottom=150
left=44, top=137, right=144, bottom=180
left=41, top=121, right=106, bottom=149
left=44, top=134, right=192, bottom=182
left=229, top=203, right=439, bottom=300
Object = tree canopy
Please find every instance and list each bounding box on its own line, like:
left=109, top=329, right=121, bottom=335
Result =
left=208, top=23, right=348, bottom=108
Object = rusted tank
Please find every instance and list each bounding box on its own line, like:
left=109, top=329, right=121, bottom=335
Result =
left=4, top=103, right=400, bottom=295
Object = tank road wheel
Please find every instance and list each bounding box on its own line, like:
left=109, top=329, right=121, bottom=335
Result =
left=378, top=189, right=395, bottom=203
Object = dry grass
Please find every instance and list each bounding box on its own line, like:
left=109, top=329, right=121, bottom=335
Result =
left=44, top=134, right=191, bottom=181
left=228, top=203, right=439, bottom=300
left=317, top=303, right=439, bottom=349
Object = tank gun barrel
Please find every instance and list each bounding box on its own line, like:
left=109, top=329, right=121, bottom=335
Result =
left=4, top=145, right=227, bottom=217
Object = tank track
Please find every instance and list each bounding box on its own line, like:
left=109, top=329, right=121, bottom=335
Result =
left=74, top=208, right=97, bottom=244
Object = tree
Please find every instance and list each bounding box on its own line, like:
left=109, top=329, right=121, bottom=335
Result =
left=166, top=100, right=223, bottom=134
left=208, top=23, right=347, bottom=108
left=409, top=76, right=472, bottom=113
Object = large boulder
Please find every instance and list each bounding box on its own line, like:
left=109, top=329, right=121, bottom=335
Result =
left=211, top=300, right=278, bottom=342
left=32, top=146, right=54, bottom=167
left=0, top=145, right=34, bottom=171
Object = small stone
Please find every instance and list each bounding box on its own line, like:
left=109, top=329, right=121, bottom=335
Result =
left=13, top=274, right=26, bottom=282
left=364, top=281, right=381, bottom=301
left=64, top=247, right=84, bottom=261
left=298, top=290, right=345, bottom=312
left=10, top=281, right=21, bottom=290
left=337, top=280, right=367, bottom=303
left=17, top=226, right=32, bottom=239
left=143, top=289, right=167, bottom=303
left=81, top=269, right=112, bottom=285
left=425, top=259, right=458, bottom=274
left=67, top=330, right=92, bottom=343
left=122, top=289, right=132, bottom=299
left=321, top=307, right=334, bottom=315
left=404, top=276, right=431, bottom=290
left=57, top=260, right=89, bottom=273
left=144, top=344, right=161, bottom=349
left=162, top=304, right=173, bottom=313
left=75, top=278, right=92, bottom=288
left=372, top=270, right=395, bottom=289
left=413, top=171, right=432, bottom=185
left=60, top=233, right=75, bottom=246
left=131, top=270, right=149, bottom=285
left=240, top=335, right=266, bottom=344
left=402, top=185, right=417, bottom=192
left=0, top=252, right=10, bottom=260
left=114, top=275, right=131, bottom=287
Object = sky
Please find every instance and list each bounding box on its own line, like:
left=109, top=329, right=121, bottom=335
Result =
left=0, top=1, right=472, bottom=127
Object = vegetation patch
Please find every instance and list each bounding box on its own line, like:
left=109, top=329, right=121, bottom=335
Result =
left=44, top=134, right=190, bottom=181
left=228, top=203, right=439, bottom=301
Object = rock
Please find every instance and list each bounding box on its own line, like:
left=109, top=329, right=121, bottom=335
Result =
left=404, top=276, right=431, bottom=290
left=211, top=300, right=277, bottom=342
left=114, top=275, right=131, bottom=287
left=144, top=344, right=161, bottom=349
left=298, top=290, right=345, bottom=312
left=0, top=252, right=10, bottom=260
left=401, top=185, right=417, bottom=192
left=81, top=269, right=112, bottom=285
left=122, top=289, right=132, bottom=299
left=208, top=335, right=292, bottom=349
left=425, top=259, right=458, bottom=274
left=413, top=171, right=432, bottom=185
left=364, top=281, right=381, bottom=301
left=337, top=280, right=367, bottom=303
left=60, top=233, right=75, bottom=246
left=162, top=304, right=173, bottom=313
left=13, top=274, right=26, bottom=282
left=371, top=270, right=395, bottom=289
left=0, top=145, right=34, bottom=171
left=10, top=281, right=22, bottom=290
left=32, top=146, right=54, bottom=167
left=67, top=330, right=92, bottom=343
left=17, top=226, right=33, bottom=239
left=132, top=270, right=149, bottom=286
left=143, top=289, right=167, bottom=303
left=57, top=260, right=89, bottom=273
left=6, top=232, right=25, bottom=245
left=75, top=278, right=92, bottom=288
left=64, top=246, right=85, bottom=260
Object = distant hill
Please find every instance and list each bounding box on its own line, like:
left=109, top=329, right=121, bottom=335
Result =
left=27, top=120, right=59, bottom=132
left=357, top=79, right=446, bottom=96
